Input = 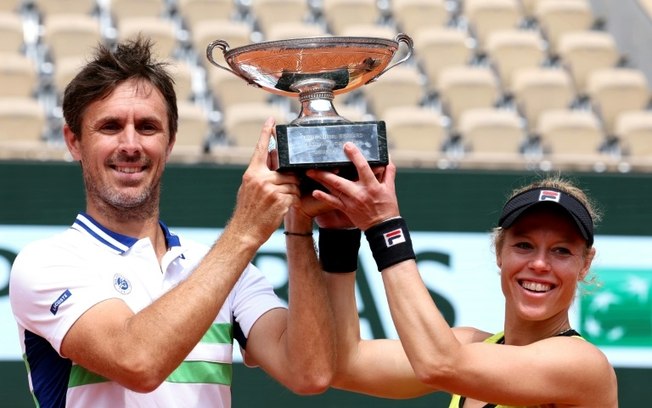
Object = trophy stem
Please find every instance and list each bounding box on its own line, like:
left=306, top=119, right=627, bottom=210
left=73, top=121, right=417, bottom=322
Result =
left=290, top=78, right=350, bottom=125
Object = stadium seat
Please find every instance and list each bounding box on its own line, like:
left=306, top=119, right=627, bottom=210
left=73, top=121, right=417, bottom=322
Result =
left=42, top=14, right=103, bottom=63
left=587, top=67, right=650, bottom=135
left=458, top=107, right=525, bottom=155
left=321, top=0, right=381, bottom=35
left=614, top=110, right=652, bottom=158
left=536, top=108, right=604, bottom=156
left=485, top=29, right=545, bottom=94
left=437, top=65, right=500, bottom=127
left=177, top=0, right=237, bottom=28
left=0, top=0, right=23, bottom=13
left=0, top=97, right=46, bottom=145
left=0, top=52, right=38, bottom=98
left=534, top=0, right=594, bottom=56
left=339, top=24, right=397, bottom=40
left=557, top=30, right=620, bottom=97
left=413, top=27, right=473, bottom=94
left=117, top=17, right=179, bottom=59
left=52, top=56, right=86, bottom=101
left=390, top=0, right=448, bottom=35
left=207, top=66, right=269, bottom=110
left=463, top=0, right=523, bottom=53
left=167, top=59, right=195, bottom=102
left=172, top=100, right=211, bottom=155
left=264, top=21, right=329, bottom=41
left=34, top=0, right=97, bottom=18
left=512, top=66, right=575, bottom=132
left=108, top=0, right=168, bottom=23
left=385, top=106, right=446, bottom=151
left=222, top=102, right=287, bottom=148
left=250, top=0, right=311, bottom=35
left=363, top=65, right=426, bottom=118
left=192, top=19, right=253, bottom=66
left=0, top=12, right=26, bottom=54
left=384, top=105, right=447, bottom=166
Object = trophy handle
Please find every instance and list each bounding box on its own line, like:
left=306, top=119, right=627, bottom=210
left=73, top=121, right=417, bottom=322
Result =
left=366, top=33, right=414, bottom=84
left=206, top=40, right=257, bottom=85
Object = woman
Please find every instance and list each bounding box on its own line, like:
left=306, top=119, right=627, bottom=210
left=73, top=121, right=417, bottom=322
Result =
left=307, top=142, right=618, bottom=407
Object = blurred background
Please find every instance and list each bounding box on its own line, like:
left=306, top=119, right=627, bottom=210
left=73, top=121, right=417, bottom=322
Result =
left=1, top=0, right=652, bottom=406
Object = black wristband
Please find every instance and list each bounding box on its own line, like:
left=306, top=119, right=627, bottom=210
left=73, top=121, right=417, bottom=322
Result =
left=364, top=217, right=416, bottom=272
left=318, top=228, right=361, bottom=273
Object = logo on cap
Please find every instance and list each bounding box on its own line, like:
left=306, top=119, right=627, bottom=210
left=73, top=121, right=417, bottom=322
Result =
left=538, top=190, right=561, bottom=203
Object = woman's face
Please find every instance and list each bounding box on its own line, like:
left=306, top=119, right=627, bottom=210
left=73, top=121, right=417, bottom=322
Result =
left=497, top=205, right=595, bottom=323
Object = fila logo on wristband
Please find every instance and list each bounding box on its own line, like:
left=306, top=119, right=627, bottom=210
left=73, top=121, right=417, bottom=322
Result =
left=383, top=228, right=407, bottom=247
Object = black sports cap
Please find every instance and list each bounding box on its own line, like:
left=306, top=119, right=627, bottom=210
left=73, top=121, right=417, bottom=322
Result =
left=498, top=187, right=594, bottom=246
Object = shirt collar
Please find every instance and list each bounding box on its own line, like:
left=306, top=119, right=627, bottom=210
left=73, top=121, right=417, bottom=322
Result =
left=72, top=212, right=181, bottom=254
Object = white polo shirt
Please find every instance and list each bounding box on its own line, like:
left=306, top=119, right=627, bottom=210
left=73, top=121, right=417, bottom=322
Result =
left=9, top=213, right=285, bottom=407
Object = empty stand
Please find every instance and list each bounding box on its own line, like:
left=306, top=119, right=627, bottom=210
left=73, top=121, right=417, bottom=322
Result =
left=363, top=65, right=425, bottom=118
left=250, top=0, right=311, bottom=35
left=177, top=0, right=238, bottom=28
left=339, top=24, right=397, bottom=40
left=0, top=97, right=46, bottom=145
left=391, top=0, right=448, bottom=35
left=34, top=0, right=97, bottom=18
left=437, top=65, right=500, bottom=126
left=0, top=0, right=23, bottom=13
left=534, top=0, right=594, bottom=56
left=0, top=52, right=38, bottom=98
left=587, top=67, right=650, bottom=135
left=557, top=30, right=620, bottom=97
left=615, top=110, right=652, bottom=158
left=385, top=106, right=446, bottom=151
left=384, top=106, right=447, bottom=166
left=0, top=12, right=26, bottom=54
left=207, top=67, right=269, bottom=110
left=167, top=59, right=196, bottom=102
left=117, top=17, right=179, bottom=59
left=173, top=100, right=210, bottom=154
left=536, top=108, right=604, bottom=156
left=321, top=0, right=381, bottom=35
left=192, top=19, right=253, bottom=65
left=458, top=107, right=525, bottom=155
left=512, top=66, right=575, bottom=132
left=485, top=29, right=545, bottom=94
left=42, top=14, right=103, bottom=63
left=463, top=0, right=522, bottom=53
left=108, top=0, right=168, bottom=23
left=221, top=102, right=287, bottom=148
left=264, top=21, right=328, bottom=41
left=413, top=27, right=473, bottom=95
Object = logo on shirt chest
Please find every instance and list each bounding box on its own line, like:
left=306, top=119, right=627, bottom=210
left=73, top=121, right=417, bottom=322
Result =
left=113, top=273, right=132, bottom=295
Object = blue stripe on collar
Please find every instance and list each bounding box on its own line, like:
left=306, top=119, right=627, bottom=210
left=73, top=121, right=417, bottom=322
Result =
left=72, top=213, right=181, bottom=254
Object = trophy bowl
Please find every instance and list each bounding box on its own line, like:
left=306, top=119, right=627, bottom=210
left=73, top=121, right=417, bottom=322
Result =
left=206, top=34, right=413, bottom=178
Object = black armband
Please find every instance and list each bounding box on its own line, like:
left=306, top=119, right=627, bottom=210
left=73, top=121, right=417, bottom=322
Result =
left=318, top=228, right=361, bottom=273
left=364, top=217, right=416, bottom=272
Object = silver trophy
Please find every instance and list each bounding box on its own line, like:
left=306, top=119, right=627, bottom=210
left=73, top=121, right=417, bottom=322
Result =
left=206, top=34, right=413, bottom=178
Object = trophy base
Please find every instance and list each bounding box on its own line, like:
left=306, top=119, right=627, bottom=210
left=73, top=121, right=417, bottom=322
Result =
left=274, top=121, right=388, bottom=193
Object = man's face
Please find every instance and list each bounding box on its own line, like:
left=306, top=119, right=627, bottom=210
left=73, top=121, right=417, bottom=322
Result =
left=65, top=79, right=174, bottom=216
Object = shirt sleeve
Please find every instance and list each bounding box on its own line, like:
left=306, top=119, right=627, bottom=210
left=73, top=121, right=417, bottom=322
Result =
left=9, top=236, right=120, bottom=354
left=230, top=262, right=286, bottom=342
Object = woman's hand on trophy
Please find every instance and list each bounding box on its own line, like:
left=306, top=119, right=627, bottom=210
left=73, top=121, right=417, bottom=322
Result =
left=306, top=142, right=400, bottom=231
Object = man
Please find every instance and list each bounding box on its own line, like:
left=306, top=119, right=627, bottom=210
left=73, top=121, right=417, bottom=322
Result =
left=9, top=37, right=334, bottom=407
